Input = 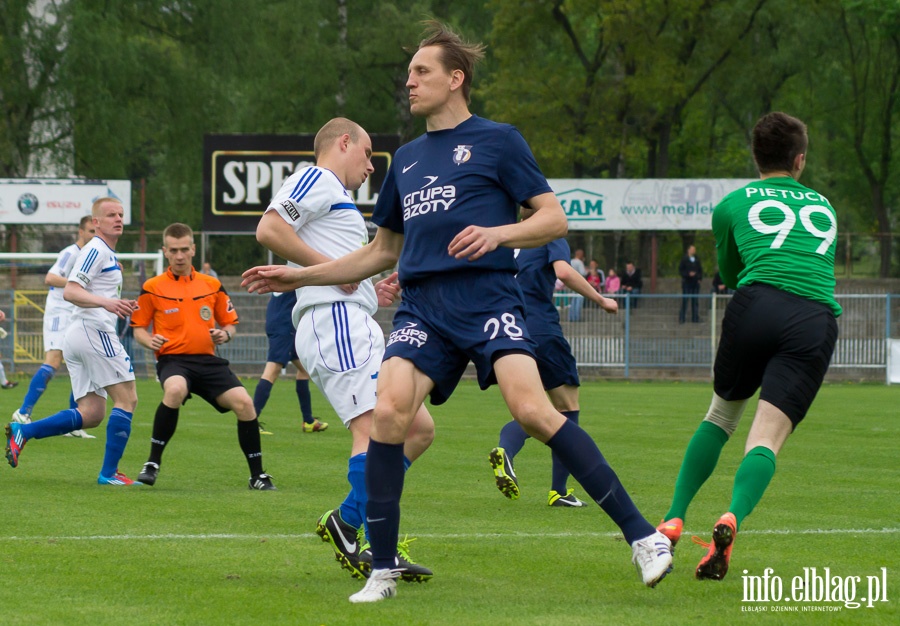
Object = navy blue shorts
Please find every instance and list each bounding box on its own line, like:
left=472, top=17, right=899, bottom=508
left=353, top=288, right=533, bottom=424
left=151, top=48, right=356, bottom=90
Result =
left=384, top=270, right=537, bottom=405
left=713, top=284, right=838, bottom=427
left=265, top=293, right=298, bottom=364
left=531, top=332, right=580, bottom=391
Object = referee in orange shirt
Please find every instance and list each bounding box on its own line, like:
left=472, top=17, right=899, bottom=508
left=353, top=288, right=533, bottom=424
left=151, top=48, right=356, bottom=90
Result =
left=131, top=223, right=275, bottom=490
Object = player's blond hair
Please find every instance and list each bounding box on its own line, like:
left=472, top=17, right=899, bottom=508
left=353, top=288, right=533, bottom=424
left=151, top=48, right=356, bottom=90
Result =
left=416, top=20, right=485, bottom=104
left=314, top=118, right=363, bottom=160
left=91, top=196, right=122, bottom=217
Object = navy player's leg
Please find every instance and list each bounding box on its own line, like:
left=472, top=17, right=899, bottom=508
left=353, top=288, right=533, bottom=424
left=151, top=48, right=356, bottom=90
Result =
left=366, top=357, right=434, bottom=571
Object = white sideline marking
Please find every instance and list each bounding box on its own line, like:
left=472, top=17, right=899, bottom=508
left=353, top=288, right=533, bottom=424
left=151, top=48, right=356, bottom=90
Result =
left=1, top=527, right=897, bottom=542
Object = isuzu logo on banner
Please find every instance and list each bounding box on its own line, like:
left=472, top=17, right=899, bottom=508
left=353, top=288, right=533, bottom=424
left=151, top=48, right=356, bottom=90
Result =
left=550, top=178, right=755, bottom=230
left=0, top=179, right=132, bottom=224
left=203, top=134, right=400, bottom=232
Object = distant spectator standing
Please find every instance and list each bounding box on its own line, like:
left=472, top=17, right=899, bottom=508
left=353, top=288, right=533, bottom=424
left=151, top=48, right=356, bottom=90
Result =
left=712, top=271, right=731, bottom=295
left=621, top=262, right=643, bottom=308
left=678, top=245, right=703, bottom=323
left=0, top=308, right=16, bottom=390
left=605, top=268, right=621, bottom=294
left=201, top=262, right=218, bottom=278
left=569, top=248, right=587, bottom=277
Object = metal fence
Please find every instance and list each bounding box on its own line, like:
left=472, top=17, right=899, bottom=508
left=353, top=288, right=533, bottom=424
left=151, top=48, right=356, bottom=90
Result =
left=1, top=289, right=897, bottom=383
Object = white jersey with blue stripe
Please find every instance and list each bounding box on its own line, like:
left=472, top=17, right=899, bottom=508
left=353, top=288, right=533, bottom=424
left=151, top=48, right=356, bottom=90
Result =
left=265, top=165, right=378, bottom=321
left=44, top=242, right=82, bottom=318
left=67, top=236, right=123, bottom=332
left=371, top=115, right=553, bottom=285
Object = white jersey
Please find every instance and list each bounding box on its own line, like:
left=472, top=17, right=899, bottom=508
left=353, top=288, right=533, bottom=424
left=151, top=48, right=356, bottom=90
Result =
left=266, top=165, right=378, bottom=323
left=45, top=243, right=82, bottom=318
left=68, top=236, right=123, bottom=332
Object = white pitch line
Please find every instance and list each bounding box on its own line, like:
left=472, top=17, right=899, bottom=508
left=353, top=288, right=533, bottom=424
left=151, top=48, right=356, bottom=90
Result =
left=1, top=527, right=897, bottom=542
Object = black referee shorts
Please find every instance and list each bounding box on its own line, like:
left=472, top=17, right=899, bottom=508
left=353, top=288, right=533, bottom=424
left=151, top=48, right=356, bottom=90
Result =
left=713, top=283, right=838, bottom=427
left=156, top=354, right=243, bottom=413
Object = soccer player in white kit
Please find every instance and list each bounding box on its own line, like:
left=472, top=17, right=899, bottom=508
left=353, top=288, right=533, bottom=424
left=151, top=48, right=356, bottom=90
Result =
left=12, top=215, right=96, bottom=438
left=256, top=117, right=435, bottom=581
left=6, top=197, right=141, bottom=485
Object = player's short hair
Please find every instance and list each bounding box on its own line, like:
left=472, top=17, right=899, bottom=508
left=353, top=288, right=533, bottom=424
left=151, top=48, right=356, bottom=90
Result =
left=163, top=222, right=194, bottom=243
left=417, top=20, right=485, bottom=104
left=78, top=215, right=93, bottom=229
left=751, top=112, right=808, bottom=174
left=91, top=196, right=122, bottom=217
left=314, top=118, right=362, bottom=160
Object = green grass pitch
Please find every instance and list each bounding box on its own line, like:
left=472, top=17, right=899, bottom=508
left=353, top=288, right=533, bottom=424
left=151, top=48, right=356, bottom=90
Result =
left=0, top=379, right=897, bottom=625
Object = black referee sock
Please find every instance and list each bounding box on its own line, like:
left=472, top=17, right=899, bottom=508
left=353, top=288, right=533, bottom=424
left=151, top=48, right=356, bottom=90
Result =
left=148, top=403, right=179, bottom=465
left=237, top=418, right=265, bottom=476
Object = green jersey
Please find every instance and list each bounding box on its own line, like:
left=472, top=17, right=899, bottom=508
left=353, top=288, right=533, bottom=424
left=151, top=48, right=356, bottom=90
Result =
left=712, top=176, right=841, bottom=317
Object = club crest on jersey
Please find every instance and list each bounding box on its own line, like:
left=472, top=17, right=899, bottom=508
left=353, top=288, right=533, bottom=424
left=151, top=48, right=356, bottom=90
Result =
left=452, top=145, right=472, bottom=165
left=199, top=305, right=213, bottom=321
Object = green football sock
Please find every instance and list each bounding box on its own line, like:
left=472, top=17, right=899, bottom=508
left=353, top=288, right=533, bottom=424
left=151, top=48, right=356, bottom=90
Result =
left=729, top=446, right=777, bottom=530
left=664, top=420, right=729, bottom=522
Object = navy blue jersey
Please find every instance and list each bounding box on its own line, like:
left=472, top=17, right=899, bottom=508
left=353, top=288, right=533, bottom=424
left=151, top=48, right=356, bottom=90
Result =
left=372, top=115, right=553, bottom=284
left=516, top=238, right=570, bottom=333
left=265, top=291, right=297, bottom=336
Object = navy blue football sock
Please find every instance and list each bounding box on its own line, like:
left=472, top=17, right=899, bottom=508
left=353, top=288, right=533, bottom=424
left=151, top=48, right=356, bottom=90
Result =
left=340, top=453, right=366, bottom=531
left=100, top=408, right=132, bottom=478
left=253, top=379, right=273, bottom=419
left=296, top=379, right=313, bottom=423
left=550, top=410, right=579, bottom=493
left=19, top=364, right=55, bottom=416
left=68, top=392, right=77, bottom=410
left=546, top=420, right=655, bottom=544
left=21, top=408, right=82, bottom=440
left=365, top=439, right=405, bottom=570
left=498, top=420, right=529, bottom=458
left=148, top=403, right=179, bottom=465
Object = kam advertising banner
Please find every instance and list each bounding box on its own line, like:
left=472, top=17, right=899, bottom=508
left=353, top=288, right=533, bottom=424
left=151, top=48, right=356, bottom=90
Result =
left=0, top=179, right=132, bottom=224
left=203, top=134, right=400, bottom=232
left=549, top=178, right=755, bottom=230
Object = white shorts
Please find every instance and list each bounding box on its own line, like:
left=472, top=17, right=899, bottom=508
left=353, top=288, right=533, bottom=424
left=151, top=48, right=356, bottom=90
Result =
left=295, top=302, right=383, bottom=426
left=63, top=321, right=135, bottom=401
left=43, top=311, right=71, bottom=352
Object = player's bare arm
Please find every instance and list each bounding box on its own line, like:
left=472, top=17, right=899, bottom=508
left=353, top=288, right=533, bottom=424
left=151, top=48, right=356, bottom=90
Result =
left=375, top=271, right=401, bottom=307
left=243, top=227, right=403, bottom=294
left=63, top=282, right=136, bottom=319
left=44, top=272, right=68, bottom=288
left=554, top=261, right=618, bottom=314
left=133, top=326, right=169, bottom=351
left=256, top=211, right=360, bottom=294
left=448, top=192, right=567, bottom=261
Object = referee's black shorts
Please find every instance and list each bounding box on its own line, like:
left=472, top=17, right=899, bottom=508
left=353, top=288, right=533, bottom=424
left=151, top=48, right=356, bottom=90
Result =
left=156, top=354, right=243, bottom=413
left=713, top=283, right=838, bottom=427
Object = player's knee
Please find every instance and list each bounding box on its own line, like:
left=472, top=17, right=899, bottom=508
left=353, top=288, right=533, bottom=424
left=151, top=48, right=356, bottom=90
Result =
left=703, top=394, right=748, bottom=437
left=232, top=395, right=256, bottom=421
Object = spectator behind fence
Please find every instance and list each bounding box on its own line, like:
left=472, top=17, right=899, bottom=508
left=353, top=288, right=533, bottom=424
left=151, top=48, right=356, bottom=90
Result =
left=586, top=260, right=605, bottom=293
left=201, top=262, right=218, bottom=278
left=620, top=262, right=643, bottom=308
left=712, top=271, right=731, bottom=295
left=678, top=245, right=703, bottom=323
left=605, top=268, right=621, bottom=294
left=570, top=248, right=587, bottom=277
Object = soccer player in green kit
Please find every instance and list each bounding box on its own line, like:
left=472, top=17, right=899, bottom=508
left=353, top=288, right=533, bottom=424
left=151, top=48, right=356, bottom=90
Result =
left=656, top=112, right=841, bottom=580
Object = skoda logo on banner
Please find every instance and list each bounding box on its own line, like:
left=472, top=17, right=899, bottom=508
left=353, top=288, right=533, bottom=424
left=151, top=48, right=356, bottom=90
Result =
left=17, top=193, right=39, bottom=215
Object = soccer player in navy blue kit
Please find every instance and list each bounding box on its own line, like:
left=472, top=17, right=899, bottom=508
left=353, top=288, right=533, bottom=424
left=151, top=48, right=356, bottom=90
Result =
left=490, top=212, right=620, bottom=508
left=243, top=21, right=672, bottom=602
left=251, top=290, right=327, bottom=435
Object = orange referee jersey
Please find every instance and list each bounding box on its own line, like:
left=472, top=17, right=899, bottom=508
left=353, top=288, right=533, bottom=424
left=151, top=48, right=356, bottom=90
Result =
left=131, top=267, right=239, bottom=356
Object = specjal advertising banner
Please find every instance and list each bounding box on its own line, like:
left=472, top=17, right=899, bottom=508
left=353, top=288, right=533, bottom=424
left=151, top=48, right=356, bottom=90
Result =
left=0, top=179, right=132, bottom=224
left=549, top=178, right=756, bottom=230
left=203, top=133, right=401, bottom=232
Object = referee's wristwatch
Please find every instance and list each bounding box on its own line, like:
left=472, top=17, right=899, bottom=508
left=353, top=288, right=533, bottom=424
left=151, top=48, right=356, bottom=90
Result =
left=224, top=330, right=232, bottom=343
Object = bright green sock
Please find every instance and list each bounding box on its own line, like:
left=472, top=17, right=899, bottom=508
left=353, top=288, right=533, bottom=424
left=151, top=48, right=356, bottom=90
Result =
left=664, top=421, right=730, bottom=522
left=729, top=446, right=777, bottom=530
